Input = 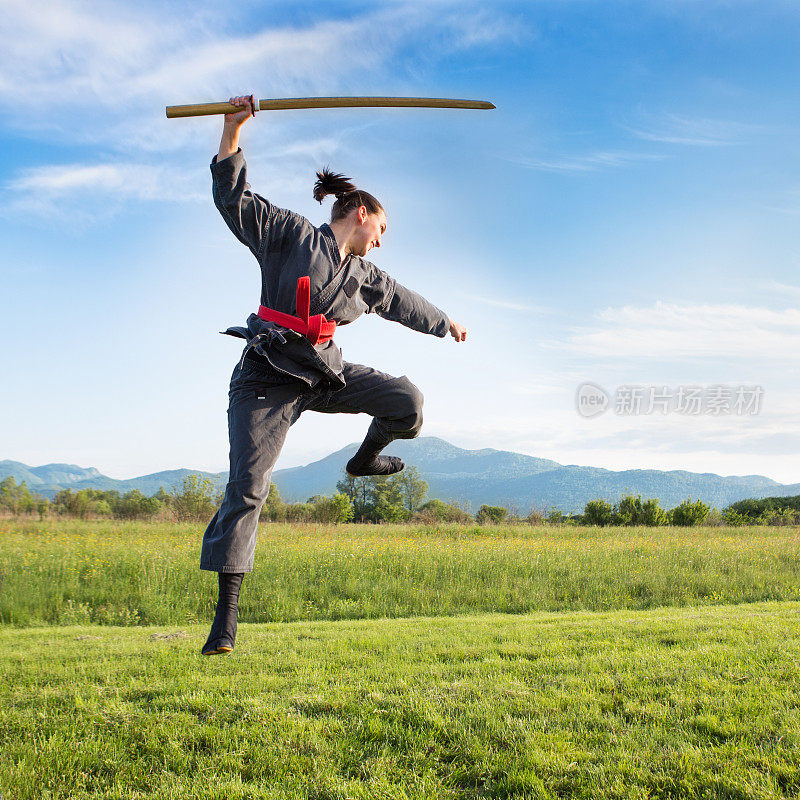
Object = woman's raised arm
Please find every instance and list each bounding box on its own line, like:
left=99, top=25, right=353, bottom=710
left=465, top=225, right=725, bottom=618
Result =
left=218, top=95, right=254, bottom=161
left=211, top=96, right=275, bottom=259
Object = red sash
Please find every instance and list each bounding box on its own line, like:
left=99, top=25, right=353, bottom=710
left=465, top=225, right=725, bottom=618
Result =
left=257, top=276, right=336, bottom=346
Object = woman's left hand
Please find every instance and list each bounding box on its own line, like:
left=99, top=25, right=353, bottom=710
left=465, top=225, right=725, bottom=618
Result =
left=449, top=319, right=467, bottom=342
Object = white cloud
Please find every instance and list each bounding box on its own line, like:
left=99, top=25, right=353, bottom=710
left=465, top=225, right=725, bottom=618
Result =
left=279, top=137, right=344, bottom=162
left=2, top=162, right=206, bottom=221
left=626, top=112, right=766, bottom=147
left=0, top=0, right=521, bottom=221
left=458, top=292, right=550, bottom=312
left=0, top=1, right=517, bottom=140
left=509, top=151, right=664, bottom=173
left=761, top=280, right=800, bottom=296
left=430, top=6, right=529, bottom=50
left=430, top=395, right=800, bottom=482
left=558, top=301, right=800, bottom=361
left=7, top=163, right=198, bottom=199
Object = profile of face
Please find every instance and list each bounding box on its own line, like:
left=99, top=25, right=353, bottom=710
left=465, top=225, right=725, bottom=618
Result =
left=352, top=206, right=387, bottom=257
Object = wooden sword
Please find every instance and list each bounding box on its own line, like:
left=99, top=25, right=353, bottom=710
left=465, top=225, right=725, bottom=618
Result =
left=166, top=96, right=495, bottom=118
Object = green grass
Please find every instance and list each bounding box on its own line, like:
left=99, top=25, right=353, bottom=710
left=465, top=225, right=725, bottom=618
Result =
left=1, top=519, right=799, bottom=627
left=2, top=602, right=799, bottom=799
left=3, top=519, right=800, bottom=797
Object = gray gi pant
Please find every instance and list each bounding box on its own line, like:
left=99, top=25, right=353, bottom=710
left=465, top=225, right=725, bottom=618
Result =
left=199, top=357, right=424, bottom=572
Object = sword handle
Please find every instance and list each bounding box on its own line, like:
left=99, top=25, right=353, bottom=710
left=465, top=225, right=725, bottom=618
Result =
left=166, top=100, right=261, bottom=118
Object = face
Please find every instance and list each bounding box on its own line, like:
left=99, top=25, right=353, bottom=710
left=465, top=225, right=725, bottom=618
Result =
left=354, top=207, right=387, bottom=256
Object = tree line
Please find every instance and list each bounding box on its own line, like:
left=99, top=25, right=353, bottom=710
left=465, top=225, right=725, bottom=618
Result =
left=1, top=471, right=798, bottom=526
left=0, top=474, right=213, bottom=521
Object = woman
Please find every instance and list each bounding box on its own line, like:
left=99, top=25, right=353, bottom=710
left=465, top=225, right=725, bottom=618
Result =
left=200, top=96, right=467, bottom=655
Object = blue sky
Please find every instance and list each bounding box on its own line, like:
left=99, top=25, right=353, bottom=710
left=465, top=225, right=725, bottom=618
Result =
left=2, top=0, right=799, bottom=484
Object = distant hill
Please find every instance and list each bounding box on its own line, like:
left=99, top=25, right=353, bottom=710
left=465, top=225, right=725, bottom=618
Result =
left=0, top=460, right=227, bottom=500
left=271, top=437, right=562, bottom=510
left=5, top=437, right=798, bottom=514
left=271, top=437, right=800, bottom=513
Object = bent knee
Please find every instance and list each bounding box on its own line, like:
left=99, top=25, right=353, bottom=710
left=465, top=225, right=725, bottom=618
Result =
left=397, top=377, right=424, bottom=433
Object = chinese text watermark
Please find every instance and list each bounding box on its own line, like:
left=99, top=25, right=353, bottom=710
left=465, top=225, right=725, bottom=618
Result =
left=576, top=383, right=764, bottom=419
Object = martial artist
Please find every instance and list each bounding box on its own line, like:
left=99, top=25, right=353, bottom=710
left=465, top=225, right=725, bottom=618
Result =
left=200, top=96, right=467, bottom=655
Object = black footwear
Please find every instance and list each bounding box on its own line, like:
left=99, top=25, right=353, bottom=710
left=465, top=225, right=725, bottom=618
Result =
left=201, top=572, right=244, bottom=656
left=346, top=454, right=404, bottom=477
left=345, top=434, right=405, bottom=477
left=201, top=640, right=233, bottom=656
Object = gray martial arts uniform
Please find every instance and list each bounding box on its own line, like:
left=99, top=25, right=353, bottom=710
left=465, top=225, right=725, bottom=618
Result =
left=200, top=149, right=450, bottom=573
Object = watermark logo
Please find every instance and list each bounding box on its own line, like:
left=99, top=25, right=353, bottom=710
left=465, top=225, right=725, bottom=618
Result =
left=576, top=382, right=610, bottom=418
left=575, top=383, right=764, bottom=417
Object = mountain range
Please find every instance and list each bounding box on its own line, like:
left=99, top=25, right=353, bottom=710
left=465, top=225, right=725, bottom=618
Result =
left=2, top=437, right=798, bottom=514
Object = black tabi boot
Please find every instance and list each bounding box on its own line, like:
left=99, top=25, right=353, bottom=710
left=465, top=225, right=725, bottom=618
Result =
left=201, top=572, right=244, bottom=656
left=346, top=434, right=405, bottom=477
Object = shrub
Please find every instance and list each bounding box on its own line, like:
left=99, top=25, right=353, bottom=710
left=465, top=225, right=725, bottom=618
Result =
left=414, top=499, right=472, bottom=524
left=0, top=478, right=41, bottom=516
left=112, top=489, right=161, bottom=520
left=375, top=496, right=410, bottom=523
left=615, top=495, right=643, bottom=526
left=640, top=498, right=667, bottom=526
left=584, top=499, right=615, bottom=526
left=311, top=493, right=354, bottom=524
left=285, top=503, right=314, bottom=522
left=724, top=494, right=800, bottom=522
left=723, top=508, right=750, bottom=526
left=775, top=507, right=800, bottom=526
left=670, top=499, right=710, bottom=527
left=171, top=474, right=218, bottom=522
left=525, top=508, right=545, bottom=525
left=476, top=505, right=509, bottom=524
left=92, top=499, right=113, bottom=517
left=260, top=483, right=286, bottom=522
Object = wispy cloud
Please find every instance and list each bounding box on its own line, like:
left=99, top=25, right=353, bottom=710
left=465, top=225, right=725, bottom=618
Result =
left=626, top=112, right=765, bottom=146
left=7, top=163, right=199, bottom=200
left=763, top=188, right=800, bottom=217
left=761, top=280, right=800, bottom=296
left=433, top=404, right=800, bottom=472
left=0, top=0, right=522, bottom=222
left=1, top=162, right=206, bottom=223
left=509, top=151, right=664, bottom=173
left=573, top=422, right=800, bottom=459
left=0, top=1, right=517, bottom=142
left=458, top=292, right=550, bottom=312
left=280, top=137, right=344, bottom=162
left=558, top=301, right=800, bottom=361
left=431, top=6, right=529, bottom=50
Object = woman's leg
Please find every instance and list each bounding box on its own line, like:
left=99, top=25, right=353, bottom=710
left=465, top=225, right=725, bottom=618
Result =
left=306, top=361, right=425, bottom=475
left=201, top=364, right=305, bottom=573
left=200, top=360, right=306, bottom=654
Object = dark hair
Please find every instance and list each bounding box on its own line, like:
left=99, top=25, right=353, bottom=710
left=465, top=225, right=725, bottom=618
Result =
left=313, top=167, right=384, bottom=223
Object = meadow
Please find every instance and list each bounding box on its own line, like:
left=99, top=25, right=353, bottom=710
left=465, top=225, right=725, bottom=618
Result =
left=1, top=519, right=799, bottom=627
left=2, top=519, right=799, bottom=798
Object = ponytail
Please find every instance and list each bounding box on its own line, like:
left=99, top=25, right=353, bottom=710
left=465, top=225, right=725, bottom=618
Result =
left=313, top=167, right=384, bottom=223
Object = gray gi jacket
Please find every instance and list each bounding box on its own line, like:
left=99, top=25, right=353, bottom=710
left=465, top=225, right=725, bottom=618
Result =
left=211, top=149, right=450, bottom=390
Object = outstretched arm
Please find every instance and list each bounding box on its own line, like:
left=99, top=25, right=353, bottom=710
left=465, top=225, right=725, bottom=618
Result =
left=361, top=262, right=467, bottom=342
left=211, top=95, right=275, bottom=258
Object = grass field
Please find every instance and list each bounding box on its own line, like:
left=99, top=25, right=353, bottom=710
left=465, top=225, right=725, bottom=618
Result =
left=1, top=519, right=799, bottom=627
left=2, top=603, right=800, bottom=799
left=2, top=519, right=799, bottom=798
